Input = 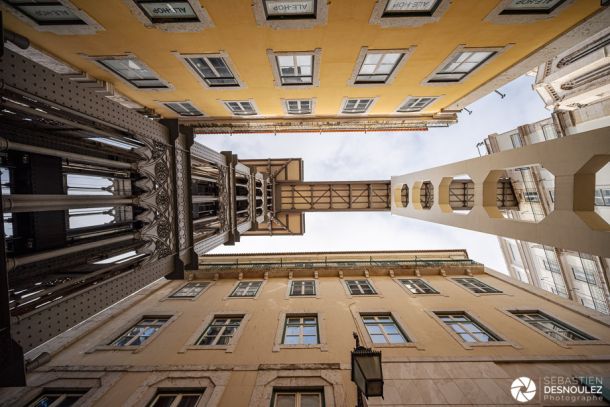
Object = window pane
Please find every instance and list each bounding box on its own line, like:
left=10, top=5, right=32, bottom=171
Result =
left=388, top=334, right=406, bottom=343
left=303, top=335, right=318, bottom=344
left=15, top=4, right=84, bottom=24
left=386, top=0, right=438, bottom=12
left=265, top=0, right=315, bottom=16
left=371, top=334, right=386, bottom=343
left=504, top=0, right=563, bottom=11
left=151, top=395, right=175, bottom=407
left=276, top=394, right=296, bottom=407
left=138, top=2, right=197, bottom=20
left=286, top=335, right=302, bottom=344
left=101, top=59, right=156, bottom=80
left=177, top=395, right=201, bottom=407
left=301, top=394, right=321, bottom=407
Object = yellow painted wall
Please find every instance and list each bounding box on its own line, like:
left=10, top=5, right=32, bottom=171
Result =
left=2, top=0, right=601, bottom=120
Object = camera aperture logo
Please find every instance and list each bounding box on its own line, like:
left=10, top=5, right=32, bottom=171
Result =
left=509, top=376, right=604, bottom=403
left=511, top=377, right=537, bottom=402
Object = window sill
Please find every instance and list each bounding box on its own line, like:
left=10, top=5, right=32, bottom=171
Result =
left=181, top=345, right=235, bottom=353
left=370, top=342, right=424, bottom=350
left=273, top=344, right=328, bottom=352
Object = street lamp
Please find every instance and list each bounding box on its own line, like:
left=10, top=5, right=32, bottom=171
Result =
left=351, top=332, right=383, bottom=406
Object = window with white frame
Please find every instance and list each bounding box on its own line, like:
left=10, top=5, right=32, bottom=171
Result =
left=285, top=99, right=313, bottom=115
left=111, top=317, right=169, bottom=346
left=4, top=1, right=86, bottom=25
left=342, top=98, right=374, bottom=114
left=346, top=280, right=376, bottom=295
left=428, top=51, right=496, bottom=83
left=147, top=388, right=205, bottom=407
left=454, top=277, right=502, bottom=294
left=27, top=389, right=89, bottom=407
left=272, top=389, right=323, bottom=407
left=282, top=315, right=319, bottom=345
left=500, top=0, right=567, bottom=14
left=400, top=279, right=438, bottom=294
left=133, top=1, right=200, bottom=23
left=362, top=314, right=408, bottom=344
left=97, top=58, right=168, bottom=89
left=170, top=282, right=209, bottom=298
left=276, top=54, right=314, bottom=85
left=523, top=191, right=540, bottom=202
left=163, top=102, right=203, bottom=117
left=383, top=0, right=441, bottom=17
left=290, top=280, right=316, bottom=296
left=435, top=312, right=499, bottom=343
left=224, top=101, right=257, bottom=116
left=398, top=96, right=437, bottom=112
left=510, top=311, right=594, bottom=341
left=229, top=281, right=263, bottom=297
left=355, top=52, right=404, bottom=84
left=184, top=56, right=239, bottom=87
left=196, top=316, right=243, bottom=345
left=264, top=0, right=316, bottom=19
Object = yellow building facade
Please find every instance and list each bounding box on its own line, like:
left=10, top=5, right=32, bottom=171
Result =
left=1, top=0, right=607, bottom=132
left=2, top=250, right=609, bottom=406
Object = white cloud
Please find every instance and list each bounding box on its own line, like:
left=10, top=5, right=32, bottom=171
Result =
left=196, top=75, right=551, bottom=274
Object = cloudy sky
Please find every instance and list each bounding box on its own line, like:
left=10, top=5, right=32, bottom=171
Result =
left=196, top=75, right=551, bottom=273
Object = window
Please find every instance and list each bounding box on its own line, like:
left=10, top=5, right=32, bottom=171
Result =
left=170, top=282, right=209, bottom=298
left=224, top=101, right=257, bottom=116
left=400, top=279, right=438, bottom=294
left=273, top=390, right=323, bottom=407
left=454, top=277, right=502, bottom=294
left=383, top=0, right=441, bottom=17
left=362, top=314, right=408, bottom=344
left=147, top=389, right=205, bottom=407
left=510, top=132, right=522, bottom=148
left=276, top=54, right=314, bottom=86
left=282, top=315, right=319, bottom=345
left=428, top=51, right=496, bottom=83
left=285, top=99, right=313, bottom=115
left=164, top=102, right=203, bottom=117
left=523, top=190, right=539, bottom=202
left=229, top=281, right=263, bottom=297
left=346, top=280, right=376, bottom=295
left=435, top=312, right=499, bottom=343
left=511, top=311, right=594, bottom=341
left=184, top=56, right=239, bottom=87
left=572, top=266, right=597, bottom=285
left=342, top=98, right=374, bottom=114
left=111, top=317, right=169, bottom=347
left=264, top=0, right=316, bottom=19
left=501, top=0, right=567, bottom=15
left=133, top=1, right=199, bottom=23
left=97, top=57, right=168, bottom=89
left=355, top=52, right=404, bottom=84
left=558, top=33, right=610, bottom=69
left=196, top=316, right=243, bottom=345
left=27, top=389, right=88, bottom=407
left=398, top=96, right=437, bottom=112
left=4, top=1, right=86, bottom=25
left=290, top=280, right=316, bottom=296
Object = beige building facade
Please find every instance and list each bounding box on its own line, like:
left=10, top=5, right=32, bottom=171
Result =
left=533, top=25, right=610, bottom=112
left=1, top=250, right=610, bottom=406
left=479, top=99, right=610, bottom=316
